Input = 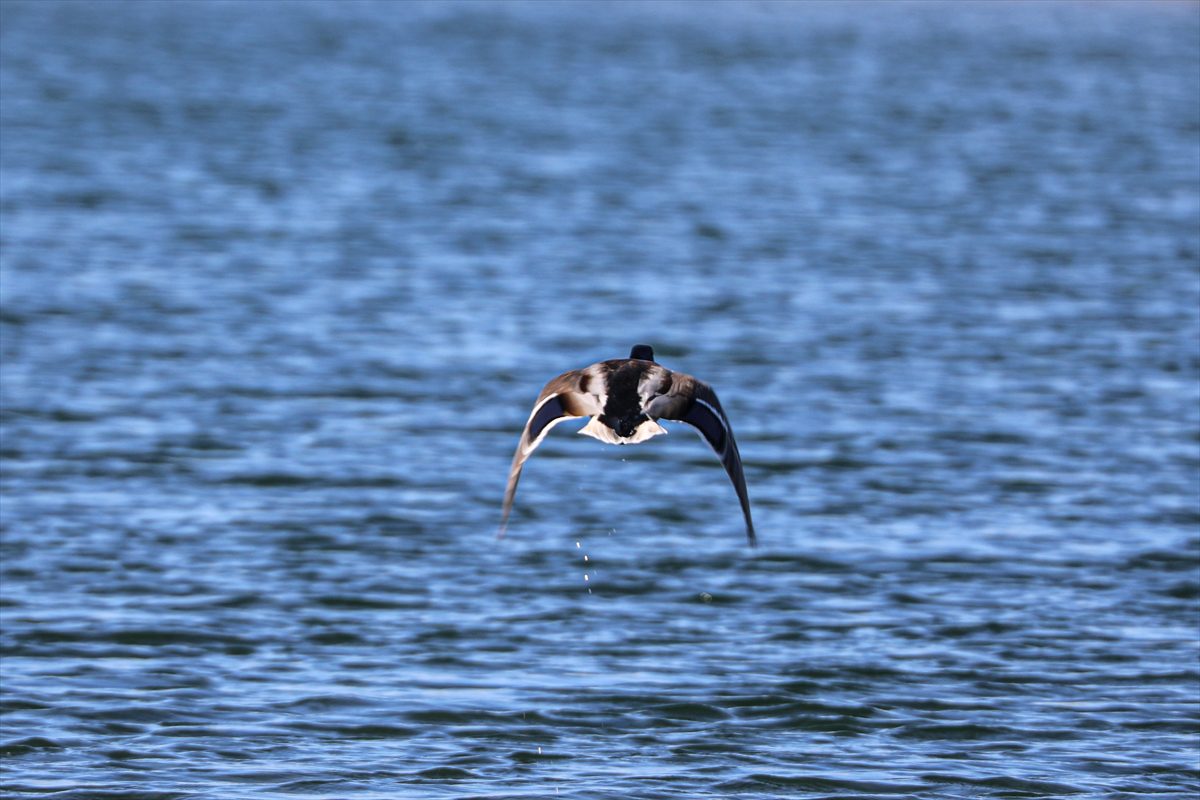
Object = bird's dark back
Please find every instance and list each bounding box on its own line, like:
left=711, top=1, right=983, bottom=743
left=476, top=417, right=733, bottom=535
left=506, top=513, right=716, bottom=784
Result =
left=601, top=359, right=651, bottom=421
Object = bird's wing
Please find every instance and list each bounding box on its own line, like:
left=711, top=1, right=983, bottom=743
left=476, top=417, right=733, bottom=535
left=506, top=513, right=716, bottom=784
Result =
left=647, top=371, right=756, bottom=545
left=499, top=368, right=604, bottom=536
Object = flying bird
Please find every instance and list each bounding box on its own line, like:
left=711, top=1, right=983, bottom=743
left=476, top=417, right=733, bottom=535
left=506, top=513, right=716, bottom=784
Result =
left=500, top=344, right=756, bottom=544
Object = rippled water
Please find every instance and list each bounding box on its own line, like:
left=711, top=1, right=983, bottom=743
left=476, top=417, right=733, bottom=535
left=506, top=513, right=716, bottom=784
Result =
left=2, top=1, right=1199, bottom=797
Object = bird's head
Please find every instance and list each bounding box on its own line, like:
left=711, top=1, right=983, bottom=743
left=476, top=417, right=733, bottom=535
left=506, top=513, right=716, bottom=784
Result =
left=629, top=344, right=655, bottom=361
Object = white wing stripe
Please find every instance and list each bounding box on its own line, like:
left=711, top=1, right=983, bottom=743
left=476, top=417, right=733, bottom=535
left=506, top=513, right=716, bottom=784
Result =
left=694, top=397, right=730, bottom=430
left=524, top=413, right=575, bottom=455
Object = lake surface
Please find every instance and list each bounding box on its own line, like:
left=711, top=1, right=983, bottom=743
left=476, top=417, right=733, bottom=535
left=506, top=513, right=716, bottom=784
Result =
left=1, top=1, right=1198, bottom=798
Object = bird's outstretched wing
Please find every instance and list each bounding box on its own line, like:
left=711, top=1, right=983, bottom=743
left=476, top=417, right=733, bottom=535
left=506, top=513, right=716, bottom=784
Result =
left=499, top=369, right=603, bottom=536
left=648, top=372, right=756, bottom=545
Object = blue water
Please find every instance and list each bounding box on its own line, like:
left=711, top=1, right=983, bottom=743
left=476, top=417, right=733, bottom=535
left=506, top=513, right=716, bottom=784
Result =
left=2, top=1, right=1198, bottom=797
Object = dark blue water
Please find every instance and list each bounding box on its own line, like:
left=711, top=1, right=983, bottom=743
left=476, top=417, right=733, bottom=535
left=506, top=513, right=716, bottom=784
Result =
left=2, top=1, right=1199, bottom=797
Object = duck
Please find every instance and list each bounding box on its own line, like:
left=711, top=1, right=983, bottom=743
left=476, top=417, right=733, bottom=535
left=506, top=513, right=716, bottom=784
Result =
left=500, top=344, right=756, bottom=545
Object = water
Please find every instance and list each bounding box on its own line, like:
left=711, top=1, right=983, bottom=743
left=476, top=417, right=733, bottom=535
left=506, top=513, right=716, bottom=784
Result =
left=2, top=1, right=1198, bottom=797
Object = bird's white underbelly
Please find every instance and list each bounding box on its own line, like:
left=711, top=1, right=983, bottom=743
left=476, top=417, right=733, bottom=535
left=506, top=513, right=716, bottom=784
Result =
left=577, top=416, right=667, bottom=445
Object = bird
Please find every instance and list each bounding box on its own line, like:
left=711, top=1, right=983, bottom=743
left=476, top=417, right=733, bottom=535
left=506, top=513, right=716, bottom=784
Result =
left=499, top=344, right=756, bottom=545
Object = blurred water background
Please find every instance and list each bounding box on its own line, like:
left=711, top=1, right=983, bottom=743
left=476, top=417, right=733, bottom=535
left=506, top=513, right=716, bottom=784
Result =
left=2, top=1, right=1199, bottom=798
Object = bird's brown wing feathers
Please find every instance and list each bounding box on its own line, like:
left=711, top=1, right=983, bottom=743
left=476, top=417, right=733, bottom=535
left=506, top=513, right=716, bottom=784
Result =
left=651, top=372, right=756, bottom=545
left=498, top=369, right=601, bottom=536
